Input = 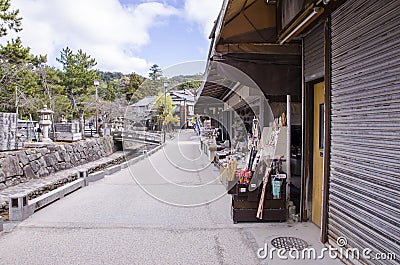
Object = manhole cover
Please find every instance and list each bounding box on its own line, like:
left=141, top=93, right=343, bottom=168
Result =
left=270, top=237, right=308, bottom=251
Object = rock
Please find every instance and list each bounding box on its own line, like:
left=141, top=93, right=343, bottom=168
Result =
left=38, top=157, right=47, bottom=167
left=37, top=167, right=49, bottom=177
left=53, top=163, right=61, bottom=171
left=58, top=150, right=66, bottom=161
left=39, top=148, right=50, bottom=156
left=17, top=153, right=30, bottom=166
left=25, top=149, right=35, bottom=155
left=6, top=179, right=19, bottom=187
left=43, top=154, right=56, bottom=167
left=47, top=167, right=55, bottom=174
left=23, top=165, right=37, bottom=179
left=75, top=144, right=82, bottom=153
left=0, top=183, right=6, bottom=190
left=30, top=160, right=40, bottom=173
left=1, top=156, right=23, bottom=177
left=64, top=153, right=71, bottom=163
left=0, top=170, right=5, bottom=182
left=27, top=154, right=39, bottom=161
left=59, top=162, right=66, bottom=170
left=47, top=145, right=56, bottom=152
left=54, top=152, right=62, bottom=162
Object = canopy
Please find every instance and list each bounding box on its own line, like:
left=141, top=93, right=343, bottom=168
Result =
left=201, top=0, right=302, bottom=103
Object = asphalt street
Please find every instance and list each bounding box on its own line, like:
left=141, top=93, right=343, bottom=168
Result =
left=0, top=130, right=341, bottom=265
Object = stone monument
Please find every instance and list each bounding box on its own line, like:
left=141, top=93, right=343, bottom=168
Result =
left=37, top=105, right=54, bottom=143
left=24, top=105, right=55, bottom=147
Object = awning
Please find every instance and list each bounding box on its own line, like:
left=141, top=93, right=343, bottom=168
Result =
left=218, top=0, right=277, bottom=44
left=201, top=0, right=302, bottom=103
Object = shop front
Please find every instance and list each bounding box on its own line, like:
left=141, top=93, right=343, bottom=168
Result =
left=198, top=0, right=303, bottom=223
left=200, top=0, right=399, bottom=264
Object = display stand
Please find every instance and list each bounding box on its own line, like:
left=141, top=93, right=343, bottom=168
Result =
left=231, top=179, right=286, bottom=223
left=228, top=124, right=287, bottom=223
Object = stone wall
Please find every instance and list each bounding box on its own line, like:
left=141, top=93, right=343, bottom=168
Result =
left=0, top=136, right=115, bottom=190
left=0, top=113, right=19, bottom=151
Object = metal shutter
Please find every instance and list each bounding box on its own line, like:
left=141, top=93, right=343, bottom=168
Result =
left=304, top=23, right=324, bottom=82
left=330, top=1, right=400, bottom=263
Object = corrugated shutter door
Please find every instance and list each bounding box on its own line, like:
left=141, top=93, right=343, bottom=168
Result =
left=304, top=23, right=324, bottom=82
left=330, top=1, right=400, bottom=263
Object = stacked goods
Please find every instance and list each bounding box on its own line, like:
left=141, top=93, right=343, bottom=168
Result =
left=225, top=118, right=287, bottom=223
left=229, top=159, right=286, bottom=223
left=0, top=113, right=19, bottom=151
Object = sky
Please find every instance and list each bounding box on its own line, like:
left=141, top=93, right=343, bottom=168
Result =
left=4, top=0, right=224, bottom=76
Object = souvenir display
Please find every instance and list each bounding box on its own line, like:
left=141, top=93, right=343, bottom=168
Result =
left=272, top=177, right=283, bottom=199
left=256, top=166, right=272, bottom=219
left=222, top=115, right=287, bottom=222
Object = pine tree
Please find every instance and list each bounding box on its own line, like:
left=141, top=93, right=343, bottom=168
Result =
left=0, top=0, right=22, bottom=37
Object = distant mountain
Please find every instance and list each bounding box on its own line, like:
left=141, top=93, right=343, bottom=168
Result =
left=99, top=71, right=125, bottom=82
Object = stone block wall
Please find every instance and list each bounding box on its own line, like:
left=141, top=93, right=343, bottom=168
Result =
left=0, top=113, right=19, bottom=151
left=0, top=136, right=115, bottom=190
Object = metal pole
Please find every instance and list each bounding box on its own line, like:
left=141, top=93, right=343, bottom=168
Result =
left=94, top=80, right=100, bottom=135
left=184, top=98, right=187, bottom=129
left=163, top=82, right=167, bottom=142
left=287, top=95, right=292, bottom=202
left=95, top=85, right=98, bottom=134
left=15, top=86, right=18, bottom=117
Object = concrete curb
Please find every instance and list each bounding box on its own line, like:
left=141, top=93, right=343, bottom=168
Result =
left=105, top=164, right=121, bottom=175
left=88, top=170, right=106, bottom=182
left=9, top=178, right=86, bottom=221
left=101, top=143, right=166, bottom=178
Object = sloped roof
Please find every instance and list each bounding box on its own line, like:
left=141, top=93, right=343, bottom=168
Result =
left=169, top=90, right=195, bottom=102
left=130, top=96, right=156, bottom=107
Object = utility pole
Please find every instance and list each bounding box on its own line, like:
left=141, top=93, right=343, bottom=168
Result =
left=15, top=86, right=18, bottom=118
left=163, top=81, right=168, bottom=142
left=94, top=80, right=100, bottom=134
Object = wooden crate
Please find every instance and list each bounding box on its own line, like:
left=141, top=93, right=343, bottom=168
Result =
left=232, top=207, right=286, bottom=223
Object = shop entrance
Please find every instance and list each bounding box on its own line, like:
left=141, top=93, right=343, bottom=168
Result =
left=312, top=82, right=324, bottom=227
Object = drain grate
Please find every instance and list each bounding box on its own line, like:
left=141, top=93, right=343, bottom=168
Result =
left=270, top=237, right=309, bottom=251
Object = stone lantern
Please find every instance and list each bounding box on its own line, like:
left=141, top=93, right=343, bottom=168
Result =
left=37, top=105, right=54, bottom=143
left=60, top=114, right=67, bottom=123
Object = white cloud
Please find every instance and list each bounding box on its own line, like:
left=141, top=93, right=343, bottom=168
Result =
left=7, top=0, right=178, bottom=74
left=3, top=0, right=223, bottom=75
left=184, top=0, right=224, bottom=38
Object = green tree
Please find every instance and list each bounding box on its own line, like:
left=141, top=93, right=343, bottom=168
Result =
left=37, top=65, right=71, bottom=121
left=0, top=37, right=33, bottom=63
left=149, top=64, right=162, bottom=81
left=0, top=38, right=47, bottom=117
left=103, top=79, right=119, bottom=102
left=0, top=0, right=22, bottom=37
left=56, top=47, right=99, bottom=117
left=153, top=92, right=177, bottom=126
left=176, top=80, right=202, bottom=91
left=125, top=72, right=144, bottom=102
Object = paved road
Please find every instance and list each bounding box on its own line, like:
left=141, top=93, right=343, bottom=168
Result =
left=0, top=131, right=341, bottom=265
